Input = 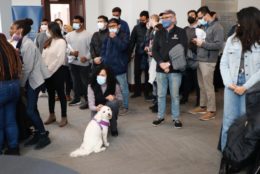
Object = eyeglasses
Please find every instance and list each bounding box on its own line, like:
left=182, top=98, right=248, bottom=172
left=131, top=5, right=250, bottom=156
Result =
left=161, top=15, right=173, bottom=20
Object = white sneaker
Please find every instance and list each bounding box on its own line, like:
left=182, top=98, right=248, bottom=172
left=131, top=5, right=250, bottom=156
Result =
left=39, top=92, right=48, bottom=97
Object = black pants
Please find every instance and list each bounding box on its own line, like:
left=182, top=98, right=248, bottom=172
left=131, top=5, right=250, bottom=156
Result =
left=69, top=64, right=90, bottom=101
left=45, top=66, right=67, bottom=117
left=180, top=68, right=200, bottom=104
left=64, top=66, right=73, bottom=96
left=134, top=54, right=150, bottom=97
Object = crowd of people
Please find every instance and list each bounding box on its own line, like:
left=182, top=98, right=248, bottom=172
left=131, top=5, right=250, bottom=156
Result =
left=0, top=6, right=259, bottom=169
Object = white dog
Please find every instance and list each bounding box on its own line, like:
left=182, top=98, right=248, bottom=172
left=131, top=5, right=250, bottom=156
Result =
left=70, top=106, right=112, bottom=157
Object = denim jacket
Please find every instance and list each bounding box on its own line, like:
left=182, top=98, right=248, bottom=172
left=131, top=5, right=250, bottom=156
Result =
left=220, top=34, right=260, bottom=90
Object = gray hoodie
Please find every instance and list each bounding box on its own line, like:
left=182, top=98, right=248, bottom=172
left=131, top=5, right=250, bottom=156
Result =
left=197, top=20, right=224, bottom=63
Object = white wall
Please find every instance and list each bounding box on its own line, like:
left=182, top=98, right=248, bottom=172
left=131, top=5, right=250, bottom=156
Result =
left=12, top=0, right=41, bottom=6
left=85, top=0, right=201, bottom=34
left=0, top=0, right=12, bottom=36
left=238, top=0, right=260, bottom=10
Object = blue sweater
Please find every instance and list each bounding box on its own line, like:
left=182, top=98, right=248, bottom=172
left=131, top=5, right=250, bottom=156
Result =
left=101, top=30, right=129, bottom=75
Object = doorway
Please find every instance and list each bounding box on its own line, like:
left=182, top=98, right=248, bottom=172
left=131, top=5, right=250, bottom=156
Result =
left=42, top=0, right=85, bottom=25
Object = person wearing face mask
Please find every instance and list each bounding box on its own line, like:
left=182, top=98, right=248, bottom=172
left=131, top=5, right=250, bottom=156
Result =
left=65, top=15, right=92, bottom=110
left=112, top=7, right=130, bottom=38
left=90, top=15, right=109, bottom=69
left=88, top=65, right=122, bottom=136
left=101, top=18, right=129, bottom=116
left=35, top=19, right=49, bottom=54
left=14, top=18, right=51, bottom=150
left=8, top=23, right=20, bottom=47
left=179, top=10, right=200, bottom=106
left=129, top=11, right=153, bottom=100
left=42, top=22, right=67, bottom=127
left=152, top=10, right=188, bottom=128
left=189, top=6, right=224, bottom=121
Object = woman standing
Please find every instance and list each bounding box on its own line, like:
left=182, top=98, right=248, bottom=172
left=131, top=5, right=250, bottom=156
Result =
left=0, top=33, right=21, bottom=155
left=88, top=65, right=122, bottom=136
left=42, top=22, right=68, bottom=127
left=15, top=18, right=51, bottom=149
left=220, top=7, right=260, bottom=151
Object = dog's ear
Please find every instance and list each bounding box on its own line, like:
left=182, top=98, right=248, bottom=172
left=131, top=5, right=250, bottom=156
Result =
left=94, top=111, right=102, bottom=122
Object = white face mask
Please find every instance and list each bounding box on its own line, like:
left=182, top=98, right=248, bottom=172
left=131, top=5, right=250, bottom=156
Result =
left=109, top=28, right=118, bottom=33
left=46, top=30, right=51, bottom=38
left=73, top=23, right=81, bottom=30
left=41, top=24, right=48, bottom=31
left=112, top=16, right=119, bottom=19
left=97, top=22, right=105, bottom=30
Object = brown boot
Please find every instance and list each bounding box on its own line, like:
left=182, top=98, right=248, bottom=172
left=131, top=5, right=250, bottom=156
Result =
left=44, top=113, right=56, bottom=125
left=59, top=117, right=68, bottom=127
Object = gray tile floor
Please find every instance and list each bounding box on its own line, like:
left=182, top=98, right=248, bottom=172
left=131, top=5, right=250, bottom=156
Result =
left=21, top=91, right=225, bottom=174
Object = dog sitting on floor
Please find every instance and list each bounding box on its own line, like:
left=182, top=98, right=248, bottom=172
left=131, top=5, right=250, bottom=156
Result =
left=70, top=106, right=112, bottom=157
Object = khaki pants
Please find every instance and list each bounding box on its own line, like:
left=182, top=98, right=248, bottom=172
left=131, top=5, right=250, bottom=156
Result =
left=197, top=62, right=216, bottom=112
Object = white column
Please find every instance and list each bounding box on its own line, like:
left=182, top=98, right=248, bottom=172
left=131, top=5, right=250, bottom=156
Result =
left=0, top=0, right=12, bottom=36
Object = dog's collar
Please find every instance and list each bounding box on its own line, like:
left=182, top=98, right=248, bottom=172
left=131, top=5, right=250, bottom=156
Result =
left=93, top=118, right=110, bottom=130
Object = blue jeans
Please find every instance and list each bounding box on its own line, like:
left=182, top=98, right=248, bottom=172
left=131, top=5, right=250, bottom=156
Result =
left=156, top=72, right=182, bottom=120
left=25, top=82, right=46, bottom=133
left=221, top=73, right=246, bottom=151
left=116, top=73, right=129, bottom=109
left=0, top=80, right=20, bottom=150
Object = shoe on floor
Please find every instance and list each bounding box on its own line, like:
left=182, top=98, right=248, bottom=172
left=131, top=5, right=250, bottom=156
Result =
left=79, top=102, right=89, bottom=110
left=152, top=118, right=165, bottom=126
left=59, top=117, right=68, bottom=127
left=66, top=95, right=72, bottom=101
left=44, top=113, right=56, bottom=125
left=131, top=93, right=141, bottom=98
left=180, top=98, right=188, bottom=105
left=199, top=112, right=216, bottom=121
left=34, top=131, right=51, bottom=150
left=24, top=132, right=40, bottom=147
left=173, top=120, right=183, bottom=128
left=189, top=107, right=207, bottom=115
left=111, top=130, right=118, bottom=137
left=119, top=108, right=128, bottom=116
left=4, top=147, right=20, bottom=155
left=145, top=95, right=154, bottom=101
left=69, top=99, right=81, bottom=106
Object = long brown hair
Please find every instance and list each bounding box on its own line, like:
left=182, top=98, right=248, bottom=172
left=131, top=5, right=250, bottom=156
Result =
left=0, top=33, right=22, bottom=80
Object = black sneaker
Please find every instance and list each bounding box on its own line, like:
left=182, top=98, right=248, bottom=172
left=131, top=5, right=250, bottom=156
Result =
left=34, top=131, right=51, bottom=150
left=173, top=120, right=183, bottom=128
left=131, top=93, right=141, bottom=98
left=24, top=132, right=40, bottom=147
left=152, top=118, right=165, bottom=126
left=69, top=99, right=81, bottom=106
left=145, top=95, right=154, bottom=101
left=79, top=102, right=89, bottom=110
left=4, top=147, right=20, bottom=155
left=111, top=130, right=118, bottom=137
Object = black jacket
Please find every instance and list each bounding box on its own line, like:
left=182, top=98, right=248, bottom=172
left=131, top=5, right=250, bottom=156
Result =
left=129, top=23, right=148, bottom=56
left=152, top=26, right=188, bottom=73
left=90, top=29, right=109, bottom=58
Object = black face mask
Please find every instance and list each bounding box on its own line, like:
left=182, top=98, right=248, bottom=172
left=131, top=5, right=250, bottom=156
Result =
left=188, top=16, right=196, bottom=24
left=140, top=22, right=146, bottom=27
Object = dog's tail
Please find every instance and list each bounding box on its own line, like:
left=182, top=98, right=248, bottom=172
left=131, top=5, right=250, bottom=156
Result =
left=70, top=147, right=90, bottom=157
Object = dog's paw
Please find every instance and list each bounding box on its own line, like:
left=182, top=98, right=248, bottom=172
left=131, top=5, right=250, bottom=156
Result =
left=70, top=152, right=78, bottom=158
left=104, top=142, right=109, bottom=147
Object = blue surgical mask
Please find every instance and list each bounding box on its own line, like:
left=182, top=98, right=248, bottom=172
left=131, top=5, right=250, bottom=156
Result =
left=109, top=28, right=118, bottom=33
left=199, top=18, right=207, bottom=26
left=162, top=19, right=172, bottom=28
left=73, top=23, right=80, bottom=30
left=97, top=75, right=107, bottom=85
